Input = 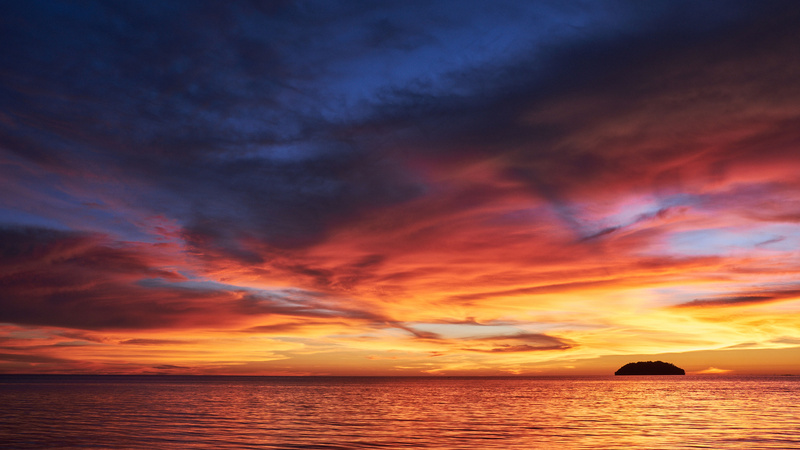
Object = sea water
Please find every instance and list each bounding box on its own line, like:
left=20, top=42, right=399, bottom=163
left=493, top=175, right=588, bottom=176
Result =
left=1, top=375, right=798, bottom=449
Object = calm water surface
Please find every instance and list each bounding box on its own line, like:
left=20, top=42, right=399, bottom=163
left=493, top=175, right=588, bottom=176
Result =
left=1, top=375, right=798, bottom=449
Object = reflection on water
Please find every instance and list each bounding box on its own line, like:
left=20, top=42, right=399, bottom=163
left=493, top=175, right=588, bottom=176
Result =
left=1, top=375, right=798, bottom=449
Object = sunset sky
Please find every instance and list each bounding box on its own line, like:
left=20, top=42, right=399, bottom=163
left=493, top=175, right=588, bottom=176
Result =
left=2, top=1, right=800, bottom=376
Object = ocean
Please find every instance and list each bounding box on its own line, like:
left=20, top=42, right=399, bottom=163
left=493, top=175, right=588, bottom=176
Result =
left=1, top=375, right=798, bottom=449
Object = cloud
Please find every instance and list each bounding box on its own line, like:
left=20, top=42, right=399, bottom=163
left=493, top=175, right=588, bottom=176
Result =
left=342, top=2, right=800, bottom=246
left=674, top=288, right=800, bottom=308
left=0, top=226, right=232, bottom=330
left=0, top=352, right=73, bottom=364
left=0, top=226, right=387, bottom=331
left=462, top=332, right=574, bottom=353
left=1, top=0, right=428, bottom=259
left=3, top=2, right=800, bottom=374
left=241, top=321, right=336, bottom=334
left=3, top=2, right=800, bottom=284
left=466, top=344, right=568, bottom=354
left=120, top=339, right=196, bottom=346
left=5, top=1, right=797, bottom=260
left=152, top=364, right=191, bottom=370
left=0, top=226, right=422, bottom=337
left=772, top=337, right=800, bottom=346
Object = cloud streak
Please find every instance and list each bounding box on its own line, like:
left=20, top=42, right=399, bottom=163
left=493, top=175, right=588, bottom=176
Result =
left=674, top=288, right=800, bottom=309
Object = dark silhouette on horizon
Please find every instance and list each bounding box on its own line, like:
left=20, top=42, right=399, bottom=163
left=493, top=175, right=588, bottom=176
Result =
left=615, top=361, right=685, bottom=375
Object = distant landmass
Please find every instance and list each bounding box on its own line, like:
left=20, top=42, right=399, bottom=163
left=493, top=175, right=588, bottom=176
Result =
left=615, top=361, right=685, bottom=375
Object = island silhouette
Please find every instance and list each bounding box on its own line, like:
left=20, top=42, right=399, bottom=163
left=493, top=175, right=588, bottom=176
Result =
left=615, top=360, right=685, bottom=375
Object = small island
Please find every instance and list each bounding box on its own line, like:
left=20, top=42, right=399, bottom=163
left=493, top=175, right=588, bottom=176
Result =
left=615, top=360, right=685, bottom=375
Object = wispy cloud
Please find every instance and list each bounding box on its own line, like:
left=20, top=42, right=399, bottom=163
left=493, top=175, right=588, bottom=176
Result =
left=674, top=288, right=800, bottom=308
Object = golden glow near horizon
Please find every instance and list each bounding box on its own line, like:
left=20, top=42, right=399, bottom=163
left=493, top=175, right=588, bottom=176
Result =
left=2, top=2, right=800, bottom=376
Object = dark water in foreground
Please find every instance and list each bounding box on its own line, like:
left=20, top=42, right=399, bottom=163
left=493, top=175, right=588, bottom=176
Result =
left=1, top=375, right=798, bottom=449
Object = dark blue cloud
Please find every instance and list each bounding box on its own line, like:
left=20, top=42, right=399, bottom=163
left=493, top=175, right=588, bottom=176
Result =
left=2, top=0, right=437, bottom=254
left=2, top=0, right=800, bottom=259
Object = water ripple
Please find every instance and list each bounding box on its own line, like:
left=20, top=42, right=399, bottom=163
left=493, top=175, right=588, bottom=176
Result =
left=1, top=375, right=798, bottom=449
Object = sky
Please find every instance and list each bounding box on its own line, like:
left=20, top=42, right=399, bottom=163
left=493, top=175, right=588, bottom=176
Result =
left=2, top=0, right=800, bottom=376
